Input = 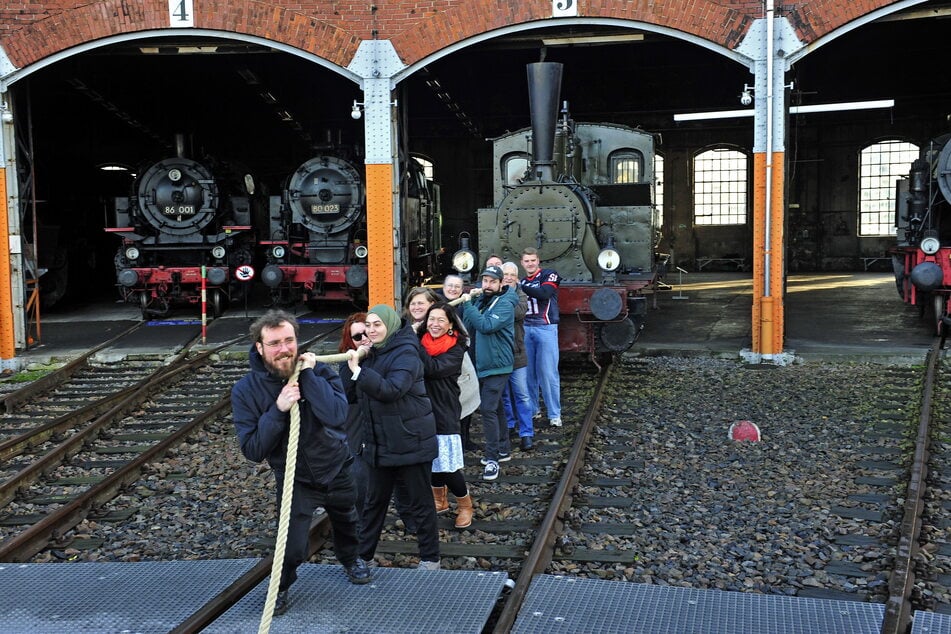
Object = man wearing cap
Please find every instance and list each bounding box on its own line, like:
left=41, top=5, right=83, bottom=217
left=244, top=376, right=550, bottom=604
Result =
left=460, top=265, right=517, bottom=481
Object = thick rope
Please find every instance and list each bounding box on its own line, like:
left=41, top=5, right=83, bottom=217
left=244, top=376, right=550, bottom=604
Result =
left=257, top=345, right=370, bottom=632
left=258, top=360, right=303, bottom=634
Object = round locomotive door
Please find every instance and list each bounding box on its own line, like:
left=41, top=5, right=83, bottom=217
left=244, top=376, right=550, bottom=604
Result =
left=498, top=183, right=592, bottom=262
left=286, top=155, right=364, bottom=235
left=137, top=158, right=219, bottom=236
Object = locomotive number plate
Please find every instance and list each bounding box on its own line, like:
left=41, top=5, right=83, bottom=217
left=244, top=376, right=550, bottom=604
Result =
left=164, top=205, right=197, bottom=215
left=310, top=204, right=340, bottom=214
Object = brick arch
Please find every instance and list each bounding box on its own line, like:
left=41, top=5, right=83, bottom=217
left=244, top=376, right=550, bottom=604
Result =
left=389, top=0, right=755, bottom=65
left=1, top=0, right=361, bottom=71
left=781, top=0, right=909, bottom=43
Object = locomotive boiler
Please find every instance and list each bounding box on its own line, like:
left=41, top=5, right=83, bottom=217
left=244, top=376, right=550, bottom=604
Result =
left=464, top=62, right=661, bottom=356
left=106, top=140, right=256, bottom=318
left=260, top=152, right=441, bottom=307
left=894, top=134, right=951, bottom=333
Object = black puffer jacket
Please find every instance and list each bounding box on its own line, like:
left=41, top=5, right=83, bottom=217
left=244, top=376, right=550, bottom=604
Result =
left=231, top=346, right=350, bottom=486
left=418, top=336, right=464, bottom=435
left=347, top=323, right=438, bottom=467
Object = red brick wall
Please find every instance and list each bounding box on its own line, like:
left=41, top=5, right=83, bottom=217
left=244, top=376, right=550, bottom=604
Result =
left=0, top=0, right=908, bottom=72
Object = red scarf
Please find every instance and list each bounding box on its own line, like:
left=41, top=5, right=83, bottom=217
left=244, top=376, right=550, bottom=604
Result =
left=421, top=331, right=456, bottom=356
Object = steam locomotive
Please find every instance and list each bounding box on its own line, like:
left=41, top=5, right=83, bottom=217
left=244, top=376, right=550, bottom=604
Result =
left=106, top=139, right=257, bottom=318
left=894, top=134, right=951, bottom=334
left=260, top=152, right=441, bottom=308
left=462, top=62, right=661, bottom=357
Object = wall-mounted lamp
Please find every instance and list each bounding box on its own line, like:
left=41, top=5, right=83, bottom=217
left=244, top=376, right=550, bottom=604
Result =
left=351, top=99, right=399, bottom=120
left=739, top=84, right=754, bottom=106
left=0, top=100, right=12, bottom=124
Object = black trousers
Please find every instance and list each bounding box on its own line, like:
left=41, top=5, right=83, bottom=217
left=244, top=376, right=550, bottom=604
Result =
left=360, top=460, right=440, bottom=562
left=274, top=463, right=360, bottom=591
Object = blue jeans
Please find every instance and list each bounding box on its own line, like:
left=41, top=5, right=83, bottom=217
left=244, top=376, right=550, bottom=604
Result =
left=524, top=324, right=561, bottom=419
left=479, top=373, right=511, bottom=461
left=503, top=366, right=534, bottom=437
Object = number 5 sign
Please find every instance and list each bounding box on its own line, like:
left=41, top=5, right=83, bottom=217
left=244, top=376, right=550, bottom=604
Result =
left=552, top=0, right=577, bottom=18
left=168, top=0, right=194, bottom=27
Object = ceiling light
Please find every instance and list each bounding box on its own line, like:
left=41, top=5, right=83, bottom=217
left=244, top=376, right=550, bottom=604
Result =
left=541, top=34, right=644, bottom=46
left=673, top=99, right=896, bottom=122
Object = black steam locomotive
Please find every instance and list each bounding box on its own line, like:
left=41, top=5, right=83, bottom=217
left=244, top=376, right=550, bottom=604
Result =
left=106, top=141, right=257, bottom=318
left=464, top=62, right=662, bottom=357
left=260, top=152, right=441, bottom=307
left=894, top=134, right=951, bottom=333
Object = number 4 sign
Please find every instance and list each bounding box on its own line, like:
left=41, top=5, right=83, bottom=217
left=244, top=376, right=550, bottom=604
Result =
left=168, top=0, right=194, bottom=27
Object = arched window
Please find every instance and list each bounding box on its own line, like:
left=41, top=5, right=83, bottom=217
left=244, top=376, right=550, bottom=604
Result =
left=654, top=153, right=664, bottom=227
left=859, top=139, right=919, bottom=236
left=693, top=147, right=748, bottom=225
left=609, top=149, right=644, bottom=184
left=502, top=152, right=530, bottom=186
left=413, top=155, right=435, bottom=181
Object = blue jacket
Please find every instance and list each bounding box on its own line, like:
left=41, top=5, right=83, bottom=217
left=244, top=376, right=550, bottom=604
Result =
left=462, top=285, right=517, bottom=378
left=231, top=346, right=350, bottom=486
left=346, top=323, right=438, bottom=467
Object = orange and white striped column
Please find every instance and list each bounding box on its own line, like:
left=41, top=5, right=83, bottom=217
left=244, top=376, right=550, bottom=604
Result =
left=350, top=40, right=403, bottom=310
left=750, top=4, right=788, bottom=360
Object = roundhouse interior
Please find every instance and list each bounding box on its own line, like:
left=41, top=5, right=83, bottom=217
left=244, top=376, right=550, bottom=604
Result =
left=7, top=2, right=951, bottom=311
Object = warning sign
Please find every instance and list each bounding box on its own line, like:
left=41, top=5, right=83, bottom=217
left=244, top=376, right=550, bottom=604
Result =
left=235, top=264, right=255, bottom=282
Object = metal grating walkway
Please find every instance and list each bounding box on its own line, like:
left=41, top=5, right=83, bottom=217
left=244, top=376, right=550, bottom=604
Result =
left=207, top=565, right=508, bottom=633
left=913, top=610, right=951, bottom=634
left=512, top=575, right=886, bottom=634
left=0, top=560, right=508, bottom=633
left=0, top=559, right=259, bottom=633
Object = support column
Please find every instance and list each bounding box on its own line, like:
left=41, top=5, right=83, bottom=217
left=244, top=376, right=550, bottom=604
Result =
left=743, top=6, right=799, bottom=362
left=348, top=40, right=405, bottom=309
left=0, top=92, right=19, bottom=372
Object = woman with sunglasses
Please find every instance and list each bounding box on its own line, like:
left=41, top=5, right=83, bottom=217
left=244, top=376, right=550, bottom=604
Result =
left=338, top=312, right=370, bottom=520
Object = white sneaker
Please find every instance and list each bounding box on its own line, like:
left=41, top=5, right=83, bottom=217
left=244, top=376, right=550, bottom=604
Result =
left=549, top=417, right=562, bottom=427
left=417, top=560, right=441, bottom=571
left=483, top=461, right=500, bottom=481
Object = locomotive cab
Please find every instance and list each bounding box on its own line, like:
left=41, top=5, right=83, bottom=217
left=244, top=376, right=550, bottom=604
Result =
left=473, top=62, right=659, bottom=358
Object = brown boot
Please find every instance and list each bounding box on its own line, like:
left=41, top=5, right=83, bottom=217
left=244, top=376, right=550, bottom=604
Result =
left=432, top=486, right=449, bottom=514
left=455, top=493, right=473, bottom=529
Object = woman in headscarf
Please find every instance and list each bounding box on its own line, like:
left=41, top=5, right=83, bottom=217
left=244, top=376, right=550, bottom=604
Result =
left=418, top=302, right=474, bottom=529
left=346, top=304, right=441, bottom=570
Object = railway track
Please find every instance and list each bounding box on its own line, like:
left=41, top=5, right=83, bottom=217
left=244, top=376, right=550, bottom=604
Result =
left=10, top=345, right=951, bottom=633
left=0, top=322, right=341, bottom=564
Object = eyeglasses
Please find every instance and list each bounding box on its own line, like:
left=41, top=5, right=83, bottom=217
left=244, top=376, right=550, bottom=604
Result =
left=262, top=336, right=296, bottom=349
left=352, top=332, right=366, bottom=341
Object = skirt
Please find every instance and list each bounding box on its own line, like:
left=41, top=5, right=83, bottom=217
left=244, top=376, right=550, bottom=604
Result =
left=432, top=434, right=465, bottom=473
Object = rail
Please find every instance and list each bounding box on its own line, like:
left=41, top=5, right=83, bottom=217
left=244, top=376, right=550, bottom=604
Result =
left=492, top=362, right=614, bottom=633
left=880, top=338, right=941, bottom=634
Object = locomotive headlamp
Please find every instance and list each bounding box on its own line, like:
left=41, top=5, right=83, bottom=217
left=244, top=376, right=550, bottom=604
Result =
left=452, top=249, right=476, bottom=273
left=271, top=245, right=286, bottom=259
left=168, top=168, right=182, bottom=182
left=354, top=245, right=369, bottom=259
left=921, top=233, right=941, bottom=255
left=125, top=246, right=140, bottom=261
left=211, top=245, right=226, bottom=260
left=597, top=248, right=621, bottom=272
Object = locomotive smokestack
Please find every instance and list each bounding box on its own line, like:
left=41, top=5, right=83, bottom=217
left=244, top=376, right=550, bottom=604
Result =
left=527, top=62, right=563, bottom=182
left=174, top=133, right=186, bottom=159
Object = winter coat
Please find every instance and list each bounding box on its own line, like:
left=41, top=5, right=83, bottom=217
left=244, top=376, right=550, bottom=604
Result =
left=418, top=336, right=464, bottom=435
left=346, top=323, right=438, bottom=467
left=461, top=285, right=517, bottom=378
left=231, top=346, right=350, bottom=486
left=338, top=361, right=364, bottom=457
left=511, top=287, right=528, bottom=370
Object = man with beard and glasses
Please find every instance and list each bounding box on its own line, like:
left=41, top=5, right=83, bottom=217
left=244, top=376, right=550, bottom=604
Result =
left=231, top=309, right=371, bottom=617
left=460, top=265, right=517, bottom=481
